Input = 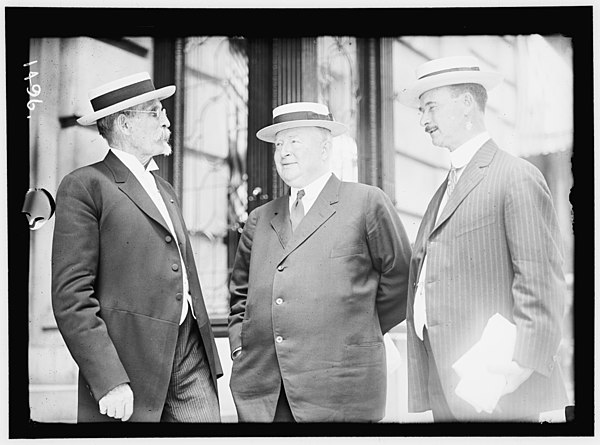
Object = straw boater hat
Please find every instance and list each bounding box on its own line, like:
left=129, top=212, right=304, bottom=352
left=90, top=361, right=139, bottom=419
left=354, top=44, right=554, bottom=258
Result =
left=399, top=55, right=503, bottom=108
left=77, top=72, right=176, bottom=126
left=256, top=102, right=348, bottom=143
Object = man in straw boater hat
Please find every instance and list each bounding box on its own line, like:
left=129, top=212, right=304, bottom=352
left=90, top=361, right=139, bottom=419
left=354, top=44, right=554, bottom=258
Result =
left=399, top=56, right=568, bottom=421
left=52, top=72, right=222, bottom=422
left=227, top=102, right=412, bottom=422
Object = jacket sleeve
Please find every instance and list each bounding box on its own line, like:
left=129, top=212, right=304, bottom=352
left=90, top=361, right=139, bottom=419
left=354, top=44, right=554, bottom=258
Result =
left=51, top=173, right=130, bottom=401
left=365, top=187, right=412, bottom=334
left=227, top=208, right=258, bottom=353
left=504, top=162, right=565, bottom=377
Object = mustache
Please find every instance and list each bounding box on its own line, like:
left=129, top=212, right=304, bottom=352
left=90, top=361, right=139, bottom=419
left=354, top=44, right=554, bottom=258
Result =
left=155, top=128, right=171, bottom=141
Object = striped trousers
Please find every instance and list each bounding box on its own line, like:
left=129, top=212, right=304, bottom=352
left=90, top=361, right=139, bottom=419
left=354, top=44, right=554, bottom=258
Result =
left=160, top=310, right=221, bottom=422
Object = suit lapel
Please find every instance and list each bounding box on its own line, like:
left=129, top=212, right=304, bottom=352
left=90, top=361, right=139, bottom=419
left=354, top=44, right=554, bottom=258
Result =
left=155, top=174, right=189, bottom=260
left=103, top=151, right=171, bottom=234
left=432, top=139, right=497, bottom=234
left=412, top=140, right=498, bottom=286
left=270, top=197, right=293, bottom=250
left=278, top=175, right=340, bottom=264
left=412, top=182, right=446, bottom=284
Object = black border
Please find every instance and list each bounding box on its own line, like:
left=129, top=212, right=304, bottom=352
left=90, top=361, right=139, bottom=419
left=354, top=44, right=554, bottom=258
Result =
left=5, top=5, right=594, bottom=439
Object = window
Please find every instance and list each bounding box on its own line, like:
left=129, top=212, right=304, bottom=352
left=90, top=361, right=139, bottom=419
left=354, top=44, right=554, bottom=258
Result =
left=180, top=37, right=249, bottom=322
left=317, top=36, right=359, bottom=182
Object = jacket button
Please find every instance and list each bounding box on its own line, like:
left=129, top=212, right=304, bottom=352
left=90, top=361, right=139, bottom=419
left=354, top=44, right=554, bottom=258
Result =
left=275, top=298, right=283, bottom=305
left=175, top=293, right=183, bottom=301
left=172, top=264, right=179, bottom=271
left=277, top=265, right=284, bottom=272
left=275, top=336, right=283, bottom=343
left=165, top=235, right=172, bottom=243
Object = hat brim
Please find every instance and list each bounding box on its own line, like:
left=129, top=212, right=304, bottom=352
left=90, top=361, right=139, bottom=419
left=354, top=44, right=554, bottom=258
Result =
left=77, top=85, right=176, bottom=126
left=399, top=71, right=503, bottom=108
left=256, top=120, right=348, bottom=143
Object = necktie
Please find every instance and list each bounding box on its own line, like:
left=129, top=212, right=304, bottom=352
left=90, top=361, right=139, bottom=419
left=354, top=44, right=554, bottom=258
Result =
left=446, top=165, right=457, bottom=197
left=290, top=189, right=305, bottom=232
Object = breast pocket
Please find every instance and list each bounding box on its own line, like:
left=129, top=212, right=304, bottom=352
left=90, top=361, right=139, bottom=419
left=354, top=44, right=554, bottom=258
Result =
left=455, top=214, right=496, bottom=238
left=330, top=243, right=366, bottom=258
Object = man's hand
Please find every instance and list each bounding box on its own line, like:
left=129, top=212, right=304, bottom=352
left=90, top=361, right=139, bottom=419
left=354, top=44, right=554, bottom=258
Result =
left=488, top=360, right=534, bottom=396
left=98, top=383, right=134, bottom=421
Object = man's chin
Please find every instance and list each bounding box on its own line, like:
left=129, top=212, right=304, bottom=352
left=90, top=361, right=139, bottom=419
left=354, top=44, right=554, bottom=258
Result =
left=161, top=143, right=172, bottom=156
left=429, top=135, right=444, bottom=148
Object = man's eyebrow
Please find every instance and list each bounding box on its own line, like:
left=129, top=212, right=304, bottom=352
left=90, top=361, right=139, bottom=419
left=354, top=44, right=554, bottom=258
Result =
left=418, top=101, right=436, bottom=112
left=276, top=133, right=301, bottom=140
left=143, top=101, right=161, bottom=111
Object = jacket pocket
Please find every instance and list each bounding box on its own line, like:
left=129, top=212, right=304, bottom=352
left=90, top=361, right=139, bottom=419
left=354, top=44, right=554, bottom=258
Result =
left=330, top=243, right=366, bottom=258
left=455, top=214, right=496, bottom=238
left=342, top=341, right=384, bottom=367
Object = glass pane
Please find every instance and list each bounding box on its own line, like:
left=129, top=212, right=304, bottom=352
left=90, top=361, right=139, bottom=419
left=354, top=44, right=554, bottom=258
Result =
left=181, top=37, right=248, bottom=320
left=317, top=36, right=359, bottom=182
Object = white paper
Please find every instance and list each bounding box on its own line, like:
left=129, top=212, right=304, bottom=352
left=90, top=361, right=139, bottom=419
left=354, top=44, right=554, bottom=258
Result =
left=452, top=313, right=517, bottom=413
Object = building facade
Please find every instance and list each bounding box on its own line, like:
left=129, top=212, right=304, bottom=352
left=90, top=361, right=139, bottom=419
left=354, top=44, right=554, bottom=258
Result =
left=26, top=34, right=574, bottom=422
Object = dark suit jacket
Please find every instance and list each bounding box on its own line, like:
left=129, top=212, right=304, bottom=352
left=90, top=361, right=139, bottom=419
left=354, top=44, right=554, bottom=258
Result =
left=406, top=140, right=568, bottom=420
left=51, top=150, right=222, bottom=422
left=228, top=175, right=412, bottom=422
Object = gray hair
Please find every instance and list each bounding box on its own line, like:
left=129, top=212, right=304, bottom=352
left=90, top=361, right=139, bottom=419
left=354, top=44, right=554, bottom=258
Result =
left=96, top=102, right=150, bottom=147
left=96, top=113, right=121, bottom=146
left=448, top=83, right=488, bottom=112
left=315, top=127, right=333, bottom=144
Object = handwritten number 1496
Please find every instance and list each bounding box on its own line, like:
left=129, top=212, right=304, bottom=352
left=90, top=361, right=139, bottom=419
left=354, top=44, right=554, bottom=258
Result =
left=24, top=60, right=42, bottom=118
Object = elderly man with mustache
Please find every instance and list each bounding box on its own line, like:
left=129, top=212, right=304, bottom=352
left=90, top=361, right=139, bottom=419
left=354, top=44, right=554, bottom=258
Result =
left=52, top=72, right=222, bottom=422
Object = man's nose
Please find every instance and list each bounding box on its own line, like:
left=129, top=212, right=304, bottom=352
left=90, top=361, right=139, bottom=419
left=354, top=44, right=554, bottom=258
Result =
left=419, top=111, right=429, bottom=127
left=161, top=110, right=171, bottom=128
left=280, top=141, right=291, bottom=156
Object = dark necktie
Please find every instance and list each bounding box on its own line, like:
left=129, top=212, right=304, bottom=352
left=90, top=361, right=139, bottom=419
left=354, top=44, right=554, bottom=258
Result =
left=290, top=189, right=305, bottom=232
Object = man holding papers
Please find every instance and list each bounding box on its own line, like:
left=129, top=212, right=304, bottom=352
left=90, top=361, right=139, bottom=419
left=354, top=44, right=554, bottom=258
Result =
left=398, top=56, right=568, bottom=421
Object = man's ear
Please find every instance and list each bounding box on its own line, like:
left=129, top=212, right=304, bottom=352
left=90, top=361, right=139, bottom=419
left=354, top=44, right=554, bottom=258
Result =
left=116, top=113, right=131, bottom=136
left=462, top=92, right=476, bottom=113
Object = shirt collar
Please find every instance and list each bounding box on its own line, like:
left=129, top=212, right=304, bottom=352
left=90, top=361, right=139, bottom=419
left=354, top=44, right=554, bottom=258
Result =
left=449, top=131, right=490, bottom=169
left=291, top=171, right=332, bottom=201
left=111, top=148, right=159, bottom=175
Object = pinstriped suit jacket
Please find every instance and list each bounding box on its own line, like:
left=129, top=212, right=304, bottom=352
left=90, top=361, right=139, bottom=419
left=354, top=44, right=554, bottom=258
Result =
left=406, top=140, right=568, bottom=420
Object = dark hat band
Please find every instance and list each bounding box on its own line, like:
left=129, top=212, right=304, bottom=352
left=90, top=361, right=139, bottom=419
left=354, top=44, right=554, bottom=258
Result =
left=273, top=111, right=334, bottom=124
left=418, top=66, right=480, bottom=80
left=90, top=79, right=155, bottom=111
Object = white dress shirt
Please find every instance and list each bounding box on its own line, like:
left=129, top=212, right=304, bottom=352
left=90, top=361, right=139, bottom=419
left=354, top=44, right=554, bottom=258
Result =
left=111, top=149, right=195, bottom=325
left=413, top=132, right=491, bottom=340
left=289, top=171, right=333, bottom=215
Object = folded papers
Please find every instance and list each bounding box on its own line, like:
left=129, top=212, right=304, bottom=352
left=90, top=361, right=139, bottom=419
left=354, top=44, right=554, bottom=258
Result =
left=452, top=313, right=517, bottom=413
